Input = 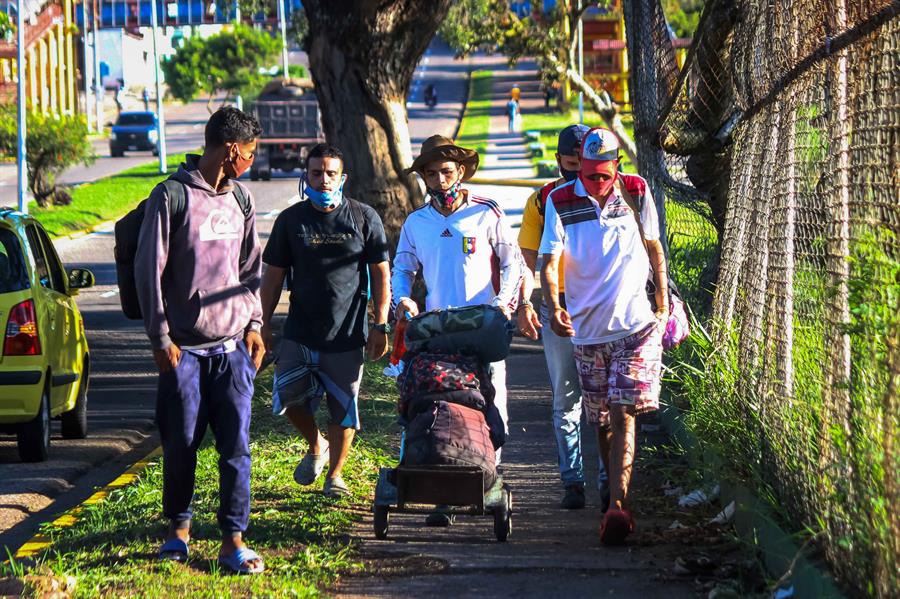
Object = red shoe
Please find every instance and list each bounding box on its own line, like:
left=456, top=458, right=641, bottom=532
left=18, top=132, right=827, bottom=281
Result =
left=599, top=508, right=635, bottom=545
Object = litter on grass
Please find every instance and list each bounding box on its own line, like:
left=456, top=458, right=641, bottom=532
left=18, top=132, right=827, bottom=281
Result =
left=709, top=500, right=736, bottom=525
left=678, top=484, right=720, bottom=507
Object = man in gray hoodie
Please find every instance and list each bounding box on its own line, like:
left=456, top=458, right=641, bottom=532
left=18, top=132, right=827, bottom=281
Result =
left=135, top=106, right=266, bottom=574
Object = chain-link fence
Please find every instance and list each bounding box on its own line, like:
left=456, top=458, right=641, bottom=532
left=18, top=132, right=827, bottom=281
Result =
left=626, top=0, right=899, bottom=596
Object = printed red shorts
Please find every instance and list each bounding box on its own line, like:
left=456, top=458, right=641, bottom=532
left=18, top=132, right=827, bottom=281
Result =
left=573, top=322, right=663, bottom=427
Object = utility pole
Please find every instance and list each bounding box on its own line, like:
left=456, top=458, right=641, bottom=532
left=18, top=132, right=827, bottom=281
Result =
left=91, top=0, right=102, bottom=132
left=234, top=2, right=242, bottom=110
left=16, top=0, right=28, bottom=213
left=577, top=0, right=584, bottom=124
left=149, top=0, right=167, bottom=173
left=81, top=0, right=92, bottom=131
left=277, top=0, right=289, bottom=77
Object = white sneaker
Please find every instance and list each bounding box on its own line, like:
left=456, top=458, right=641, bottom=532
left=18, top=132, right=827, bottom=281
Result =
left=293, top=442, right=329, bottom=485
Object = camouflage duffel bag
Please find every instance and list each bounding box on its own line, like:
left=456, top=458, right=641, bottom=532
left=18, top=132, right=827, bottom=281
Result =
left=404, top=304, right=514, bottom=363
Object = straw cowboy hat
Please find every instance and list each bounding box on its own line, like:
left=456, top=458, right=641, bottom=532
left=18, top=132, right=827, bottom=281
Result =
left=406, top=135, right=479, bottom=181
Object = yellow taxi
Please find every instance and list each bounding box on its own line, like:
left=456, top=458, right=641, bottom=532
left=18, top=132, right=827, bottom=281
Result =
left=0, top=208, right=94, bottom=462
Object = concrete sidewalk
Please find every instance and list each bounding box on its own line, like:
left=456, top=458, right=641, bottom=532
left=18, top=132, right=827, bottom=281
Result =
left=467, top=60, right=548, bottom=230
left=479, top=61, right=538, bottom=181
left=337, top=348, right=699, bottom=598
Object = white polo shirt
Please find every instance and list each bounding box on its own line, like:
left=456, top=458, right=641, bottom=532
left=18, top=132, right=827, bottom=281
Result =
left=392, top=193, right=522, bottom=312
left=539, top=176, right=659, bottom=345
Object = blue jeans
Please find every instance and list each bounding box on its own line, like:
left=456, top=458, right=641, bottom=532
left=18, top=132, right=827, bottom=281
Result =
left=540, top=304, right=607, bottom=488
left=156, top=341, right=256, bottom=533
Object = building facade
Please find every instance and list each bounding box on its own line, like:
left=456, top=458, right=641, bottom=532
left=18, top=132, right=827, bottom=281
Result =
left=0, top=0, right=78, bottom=115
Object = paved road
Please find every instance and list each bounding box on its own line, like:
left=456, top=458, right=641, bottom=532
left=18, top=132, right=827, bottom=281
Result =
left=0, top=38, right=470, bottom=554
left=0, top=98, right=213, bottom=197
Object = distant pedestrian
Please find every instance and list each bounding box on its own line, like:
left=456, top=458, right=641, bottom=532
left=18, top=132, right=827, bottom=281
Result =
left=551, top=80, right=562, bottom=111
left=517, top=124, right=610, bottom=511
left=142, top=87, right=151, bottom=111
left=506, top=99, right=519, bottom=133
left=135, top=106, right=267, bottom=574
left=540, top=128, right=667, bottom=545
left=115, top=80, right=125, bottom=114
left=259, top=143, right=391, bottom=499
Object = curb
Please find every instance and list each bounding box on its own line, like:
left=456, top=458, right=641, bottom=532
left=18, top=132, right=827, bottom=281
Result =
left=659, top=404, right=845, bottom=598
left=51, top=221, right=110, bottom=242
left=451, top=60, right=474, bottom=142
left=14, top=446, right=162, bottom=560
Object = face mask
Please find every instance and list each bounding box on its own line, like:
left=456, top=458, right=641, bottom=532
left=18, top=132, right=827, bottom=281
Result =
left=301, top=173, right=346, bottom=209
left=427, top=178, right=462, bottom=210
left=560, top=167, right=579, bottom=182
left=578, top=161, right=618, bottom=200
left=224, top=147, right=254, bottom=179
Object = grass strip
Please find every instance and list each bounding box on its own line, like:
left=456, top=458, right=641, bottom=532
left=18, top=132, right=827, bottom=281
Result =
left=32, top=151, right=197, bottom=239
left=3, top=361, right=399, bottom=598
left=455, top=71, right=493, bottom=156
left=518, top=109, right=636, bottom=174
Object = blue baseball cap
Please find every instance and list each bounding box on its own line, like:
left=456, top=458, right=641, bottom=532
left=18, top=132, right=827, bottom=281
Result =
left=557, top=124, right=590, bottom=156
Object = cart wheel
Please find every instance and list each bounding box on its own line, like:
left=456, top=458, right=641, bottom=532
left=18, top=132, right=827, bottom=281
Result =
left=261, top=169, right=272, bottom=181
left=494, top=490, right=512, bottom=542
left=374, top=504, right=390, bottom=539
left=250, top=169, right=259, bottom=181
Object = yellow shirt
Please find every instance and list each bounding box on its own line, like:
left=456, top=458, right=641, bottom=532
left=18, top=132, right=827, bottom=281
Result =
left=518, top=182, right=566, bottom=293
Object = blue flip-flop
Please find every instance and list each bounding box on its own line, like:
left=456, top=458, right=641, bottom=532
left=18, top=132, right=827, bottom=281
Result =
left=218, top=547, right=264, bottom=575
left=158, top=537, right=189, bottom=562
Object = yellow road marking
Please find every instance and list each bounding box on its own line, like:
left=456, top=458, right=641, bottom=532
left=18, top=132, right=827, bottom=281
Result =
left=13, top=446, right=163, bottom=560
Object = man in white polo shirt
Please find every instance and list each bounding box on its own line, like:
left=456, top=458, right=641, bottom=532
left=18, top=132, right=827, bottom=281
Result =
left=392, top=135, right=523, bottom=526
left=540, top=127, right=668, bottom=545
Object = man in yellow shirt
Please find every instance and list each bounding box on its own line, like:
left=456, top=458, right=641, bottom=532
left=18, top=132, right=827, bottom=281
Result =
left=516, top=124, right=608, bottom=511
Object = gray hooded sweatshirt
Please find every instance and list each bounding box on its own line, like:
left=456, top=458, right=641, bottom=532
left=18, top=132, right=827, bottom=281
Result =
left=134, top=155, right=263, bottom=350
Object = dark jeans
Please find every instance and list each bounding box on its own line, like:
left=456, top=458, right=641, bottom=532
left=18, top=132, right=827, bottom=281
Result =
left=156, top=342, right=256, bottom=533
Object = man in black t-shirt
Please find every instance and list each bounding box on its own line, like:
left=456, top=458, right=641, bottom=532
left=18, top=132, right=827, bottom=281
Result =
left=260, top=144, right=391, bottom=498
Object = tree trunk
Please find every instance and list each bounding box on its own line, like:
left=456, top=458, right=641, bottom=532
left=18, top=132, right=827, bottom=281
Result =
left=564, top=68, right=638, bottom=164
left=303, top=0, right=452, bottom=245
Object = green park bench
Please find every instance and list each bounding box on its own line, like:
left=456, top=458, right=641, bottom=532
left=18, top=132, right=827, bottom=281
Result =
left=528, top=142, right=546, bottom=158
left=537, top=160, right=557, bottom=178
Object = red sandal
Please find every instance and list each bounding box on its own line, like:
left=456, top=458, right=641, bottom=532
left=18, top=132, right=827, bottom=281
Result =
left=599, top=508, right=635, bottom=545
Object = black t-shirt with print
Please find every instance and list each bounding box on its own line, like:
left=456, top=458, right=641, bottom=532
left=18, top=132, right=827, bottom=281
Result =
left=263, top=198, right=389, bottom=352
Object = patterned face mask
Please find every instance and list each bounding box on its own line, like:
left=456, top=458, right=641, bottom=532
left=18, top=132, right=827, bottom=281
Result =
left=427, top=178, right=462, bottom=210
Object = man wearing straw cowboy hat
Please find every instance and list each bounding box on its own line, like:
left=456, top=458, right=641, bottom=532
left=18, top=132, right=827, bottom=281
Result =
left=391, top=135, right=523, bottom=526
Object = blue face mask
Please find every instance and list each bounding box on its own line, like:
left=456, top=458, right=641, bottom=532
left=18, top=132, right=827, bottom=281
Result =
left=301, top=173, right=347, bottom=209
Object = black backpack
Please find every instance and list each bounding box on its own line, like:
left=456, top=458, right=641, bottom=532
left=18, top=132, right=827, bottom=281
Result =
left=403, top=400, right=498, bottom=492
left=114, top=178, right=251, bottom=320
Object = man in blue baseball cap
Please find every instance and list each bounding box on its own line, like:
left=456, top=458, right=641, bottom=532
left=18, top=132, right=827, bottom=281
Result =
left=516, top=124, right=608, bottom=511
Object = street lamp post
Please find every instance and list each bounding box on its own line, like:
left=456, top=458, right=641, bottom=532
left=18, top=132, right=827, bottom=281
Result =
left=16, top=0, right=28, bottom=213
left=234, top=2, right=242, bottom=110
left=91, top=0, right=102, bottom=132
left=577, top=0, right=584, bottom=124
left=277, top=0, right=289, bottom=76
left=149, top=0, right=167, bottom=173
left=81, top=0, right=92, bottom=131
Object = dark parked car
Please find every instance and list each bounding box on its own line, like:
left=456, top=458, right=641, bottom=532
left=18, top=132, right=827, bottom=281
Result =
left=110, top=111, right=159, bottom=157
